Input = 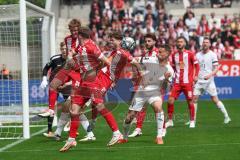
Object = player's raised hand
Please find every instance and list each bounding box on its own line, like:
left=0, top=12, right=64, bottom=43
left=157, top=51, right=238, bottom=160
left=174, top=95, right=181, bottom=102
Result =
left=40, top=76, right=48, bottom=89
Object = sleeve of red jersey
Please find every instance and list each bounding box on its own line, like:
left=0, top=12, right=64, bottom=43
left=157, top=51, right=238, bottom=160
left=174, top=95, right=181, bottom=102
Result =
left=110, top=52, right=128, bottom=82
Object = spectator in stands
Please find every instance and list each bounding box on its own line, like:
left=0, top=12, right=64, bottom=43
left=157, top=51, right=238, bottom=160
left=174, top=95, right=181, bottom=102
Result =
left=183, top=7, right=195, bottom=24
left=185, top=12, right=198, bottom=31
left=210, top=24, right=220, bottom=43
left=89, top=0, right=240, bottom=61
left=221, top=26, right=234, bottom=45
left=197, top=14, right=210, bottom=36
left=230, top=14, right=240, bottom=32
left=233, top=30, right=240, bottom=49
left=132, top=0, right=145, bottom=14
left=1, top=64, right=12, bottom=80
left=221, top=14, right=232, bottom=29
left=208, top=12, right=221, bottom=30
left=223, top=40, right=234, bottom=59
left=212, top=38, right=225, bottom=59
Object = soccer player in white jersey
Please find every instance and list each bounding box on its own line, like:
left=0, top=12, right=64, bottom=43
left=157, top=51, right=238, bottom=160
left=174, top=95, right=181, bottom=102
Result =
left=118, top=45, right=174, bottom=145
left=193, top=37, right=231, bottom=124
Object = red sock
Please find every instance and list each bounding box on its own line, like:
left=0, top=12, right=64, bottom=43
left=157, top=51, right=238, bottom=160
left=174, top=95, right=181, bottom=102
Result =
left=99, top=108, right=118, bottom=132
left=188, top=101, right=195, bottom=121
left=136, top=110, right=146, bottom=129
left=69, top=116, right=80, bottom=138
left=91, top=105, right=98, bottom=120
left=167, top=103, right=174, bottom=120
left=48, top=88, right=58, bottom=110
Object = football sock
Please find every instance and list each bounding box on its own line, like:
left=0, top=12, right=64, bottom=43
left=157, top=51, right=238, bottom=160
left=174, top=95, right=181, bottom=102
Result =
left=48, top=88, right=58, bottom=110
left=136, top=110, right=146, bottom=129
left=216, top=101, right=229, bottom=118
left=47, top=116, right=54, bottom=133
left=55, top=112, right=70, bottom=136
left=79, top=114, right=93, bottom=133
left=188, top=101, right=195, bottom=121
left=99, top=108, right=118, bottom=132
left=69, top=115, right=80, bottom=138
left=156, top=112, right=164, bottom=137
left=194, top=103, right=198, bottom=121
left=167, top=103, right=174, bottom=120
left=123, top=122, right=131, bottom=139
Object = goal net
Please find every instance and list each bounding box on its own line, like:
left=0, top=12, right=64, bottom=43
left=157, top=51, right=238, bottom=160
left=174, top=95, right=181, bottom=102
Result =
left=0, top=0, right=55, bottom=139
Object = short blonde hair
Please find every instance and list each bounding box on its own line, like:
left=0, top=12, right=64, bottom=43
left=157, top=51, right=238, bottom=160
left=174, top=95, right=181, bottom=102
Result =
left=68, top=19, right=81, bottom=30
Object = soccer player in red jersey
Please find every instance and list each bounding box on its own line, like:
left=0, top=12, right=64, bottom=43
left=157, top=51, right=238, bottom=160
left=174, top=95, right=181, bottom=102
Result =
left=60, top=32, right=142, bottom=152
left=38, top=19, right=81, bottom=117
left=165, top=36, right=200, bottom=128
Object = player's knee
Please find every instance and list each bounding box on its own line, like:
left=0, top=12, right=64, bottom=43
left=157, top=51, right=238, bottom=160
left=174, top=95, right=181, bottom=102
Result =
left=69, top=104, right=80, bottom=116
left=62, top=100, right=71, bottom=112
left=211, top=96, right=219, bottom=104
left=96, top=103, right=105, bottom=112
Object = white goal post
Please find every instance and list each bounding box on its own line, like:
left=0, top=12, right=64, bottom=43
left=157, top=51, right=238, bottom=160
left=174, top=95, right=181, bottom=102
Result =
left=0, top=0, right=55, bottom=139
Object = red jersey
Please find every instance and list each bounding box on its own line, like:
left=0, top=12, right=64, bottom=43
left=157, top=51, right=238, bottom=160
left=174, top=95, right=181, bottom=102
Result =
left=75, top=39, right=103, bottom=73
left=101, top=48, right=133, bottom=83
left=64, top=35, right=79, bottom=54
left=171, top=49, right=198, bottom=84
left=142, top=47, right=159, bottom=57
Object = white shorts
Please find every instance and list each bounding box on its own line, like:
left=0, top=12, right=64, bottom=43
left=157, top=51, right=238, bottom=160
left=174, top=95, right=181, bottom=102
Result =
left=129, top=90, right=162, bottom=112
left=193, top=80, right=218, bottom=97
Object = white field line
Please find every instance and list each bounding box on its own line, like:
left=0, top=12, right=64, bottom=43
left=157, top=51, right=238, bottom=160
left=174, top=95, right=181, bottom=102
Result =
left=1, top=142, right=240, bottom=153
left=0, top=127, right=47, bottom=152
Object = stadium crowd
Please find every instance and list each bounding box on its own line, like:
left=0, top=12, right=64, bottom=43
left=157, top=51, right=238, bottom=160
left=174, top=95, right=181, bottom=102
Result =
left=88, top=0, right=240, bottom=59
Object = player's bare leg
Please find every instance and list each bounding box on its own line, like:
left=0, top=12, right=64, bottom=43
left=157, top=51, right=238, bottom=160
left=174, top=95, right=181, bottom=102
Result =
left=211, top=96, right=231, bottom=124
left=128, top=107, right=146, bottom=137
left=120, top=110, right=138, bottom=143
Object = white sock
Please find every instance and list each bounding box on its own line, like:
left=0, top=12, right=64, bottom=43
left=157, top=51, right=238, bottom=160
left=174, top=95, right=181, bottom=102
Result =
left=194, top=103, right=198, bottom=122
left=79, top=114, right=91, bottom=133
left=216, top=101, right=229, bottom=118
left=113, top=130, right=121, bottom=136
left=55, top=112, right=70, bottom=136
left=156, top=112, right=164, bottom=138
left=123, top=122, right=131, bottom=139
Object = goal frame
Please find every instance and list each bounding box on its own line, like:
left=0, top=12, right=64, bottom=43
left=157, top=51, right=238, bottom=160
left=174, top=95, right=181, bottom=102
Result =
left=19, top=0, right=55, bottom=139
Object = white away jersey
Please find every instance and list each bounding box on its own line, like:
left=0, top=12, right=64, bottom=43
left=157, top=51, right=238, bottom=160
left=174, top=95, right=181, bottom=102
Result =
left=196, top=50, right=218, bottom=83
left=136, top=56, right=174, bottom=91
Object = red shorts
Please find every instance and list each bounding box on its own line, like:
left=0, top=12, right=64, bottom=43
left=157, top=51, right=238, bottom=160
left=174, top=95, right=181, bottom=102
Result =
left=71, top=71, right=112, bottom=106
left=169, top=83, right=193, bottom=100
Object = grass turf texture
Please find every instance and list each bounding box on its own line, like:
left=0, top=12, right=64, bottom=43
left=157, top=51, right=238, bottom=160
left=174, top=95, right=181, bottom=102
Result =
left=0, top=100, right=240, bottom=160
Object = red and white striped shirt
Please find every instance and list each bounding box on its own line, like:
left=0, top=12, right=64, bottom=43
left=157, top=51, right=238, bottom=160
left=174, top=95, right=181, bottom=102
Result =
left=142, top=47, right=159, bottom=57
left=75, top=39, right=103, bottom=73
left=171, top=49, right=198, bottom=84
left=64, top=35, right=79, bottom=54
left=101, top=48, right=133, bottom=82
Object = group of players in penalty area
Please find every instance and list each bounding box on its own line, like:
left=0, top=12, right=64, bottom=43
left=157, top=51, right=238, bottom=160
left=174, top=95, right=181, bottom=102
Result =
left=37, top=18, right=231, bottom=152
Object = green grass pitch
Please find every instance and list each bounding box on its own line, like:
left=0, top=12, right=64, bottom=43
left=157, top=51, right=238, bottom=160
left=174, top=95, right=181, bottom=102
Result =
left=0, top=99, right=240, bottom=160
